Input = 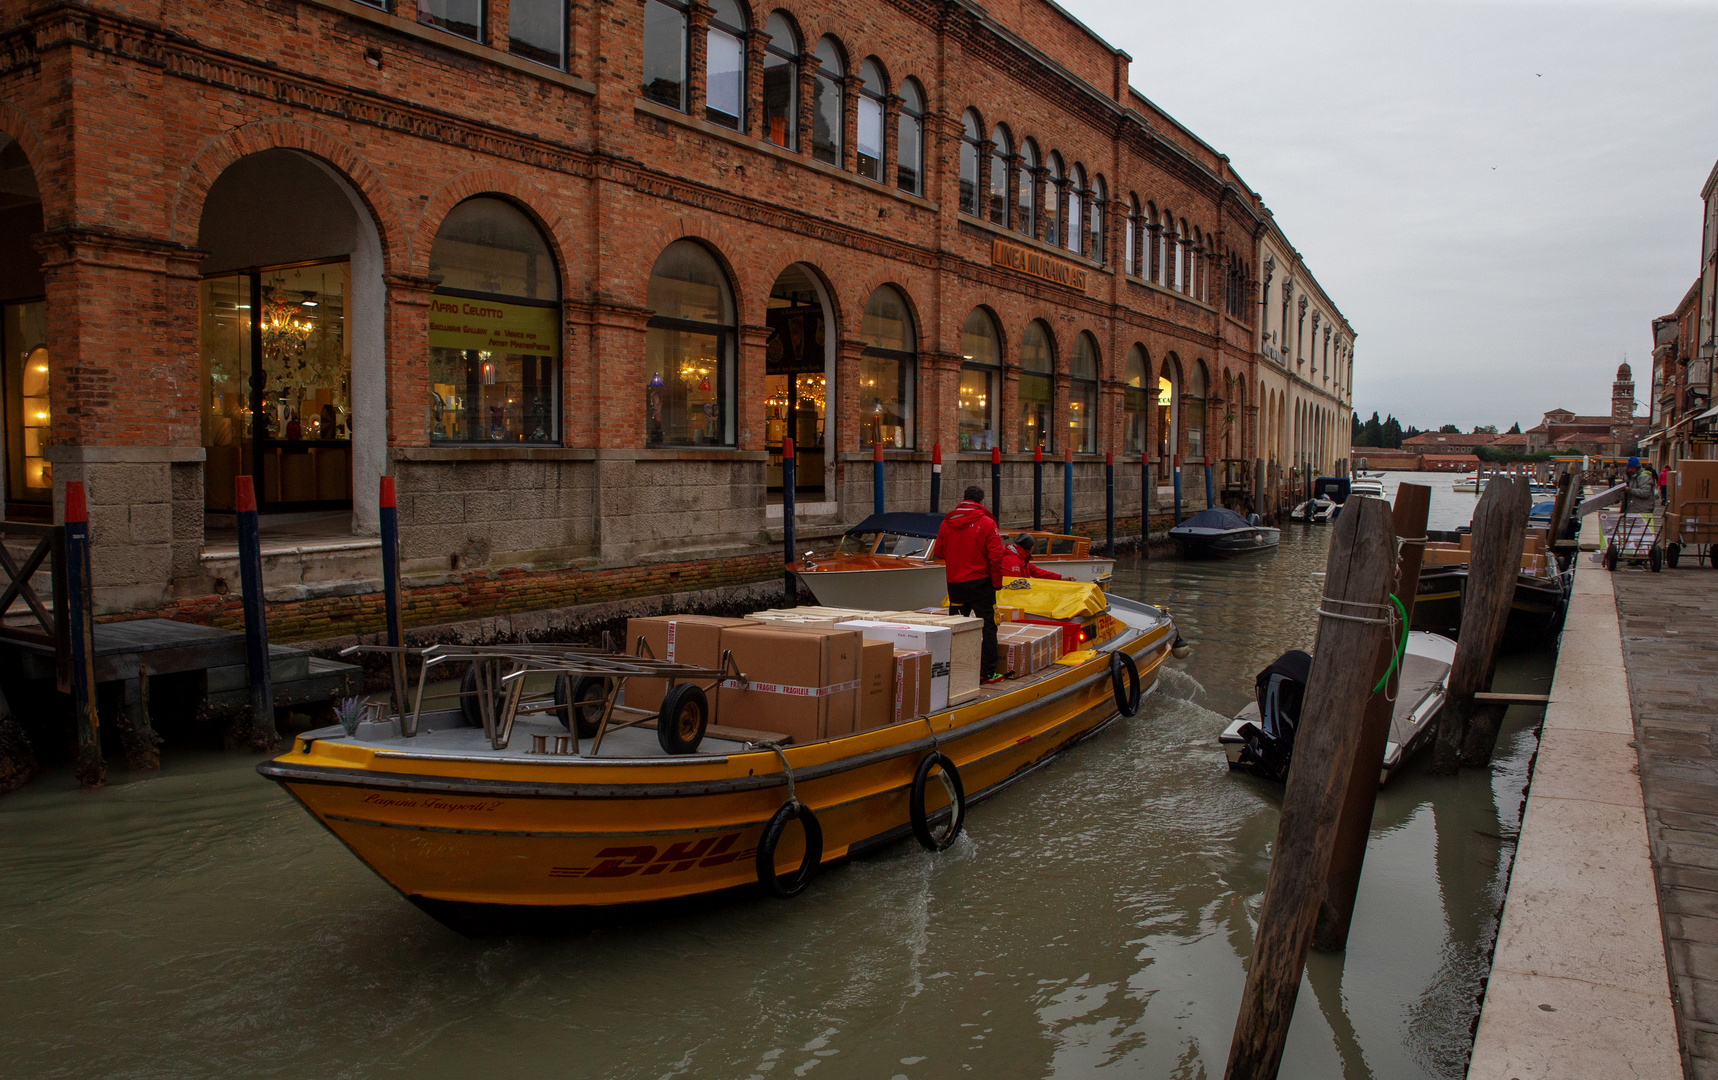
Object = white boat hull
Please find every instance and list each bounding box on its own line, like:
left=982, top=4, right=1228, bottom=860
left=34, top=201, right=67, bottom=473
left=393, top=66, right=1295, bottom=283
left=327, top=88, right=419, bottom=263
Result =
left=797, top=564, right=949, bottom=610
left=1039, top=557, right=1114, bottom=584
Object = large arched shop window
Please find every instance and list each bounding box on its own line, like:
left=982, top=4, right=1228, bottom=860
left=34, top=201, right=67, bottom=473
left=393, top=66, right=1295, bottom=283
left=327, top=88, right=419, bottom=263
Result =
left=989, top=123, right=1011, bottom=226
left=811, top=37, right=845, bottom=167
left=1186, top=359, right=1208, bottom=462
left=642, top=0, right=689, bottom=111
left=1017, top=139, right=1038, bottom=238
left=1018, top=319, right=1053, bottom=454
left=958, top=308, right=1000, bottom=451
left=1157, top=357, right=1179, bottom=475
left=1066, top=163, right=1084, bottom=254
left=856, top=59, right=887, bottom=181
left=1069, top=332, right=1099, bottom=454
left=958, top=109, right=983, bottom=216
left=644, top=240, right=735, bottom=446
left=705, top=0, right=747, bottom=129
left=1122, top=345, right=1149, bottom=456
left=860, top=286, right=916, bottom=449
left=896, top=79, right=924, bottom=195
left=428, top=198, right=562, bottom=443
left=763, top=14, right=799, bottom=150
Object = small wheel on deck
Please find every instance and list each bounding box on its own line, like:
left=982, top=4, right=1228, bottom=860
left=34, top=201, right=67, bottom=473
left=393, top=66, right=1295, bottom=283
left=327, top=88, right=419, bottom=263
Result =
left=557, top=675, right=611, bottom=739
left=656, top=683, right=709, bottom=755
left=1649, top=547, right=1663, bottom=573
left=1666, top=543, right=1681, bottom=569
left=1603, top=545, right=1619, bottom=572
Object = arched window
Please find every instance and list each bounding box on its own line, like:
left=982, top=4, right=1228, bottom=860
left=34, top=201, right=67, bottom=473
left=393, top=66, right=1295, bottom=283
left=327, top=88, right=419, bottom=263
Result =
left=1069, top=332, right=1099, bottom=453
left=812, top=37, right=845, bottom=167
left=428, top=198, right=561, bottom=444
left=959, top=308, right=1000, bottom=450
left=1123, top=345, right=1149, bottom=455
left=860, top=286, right=915, bottom=449
left=1088, top=175, right=1106, bottom=266
left=704, top=0, right=747, bottom=129
left=1045, top=154, right=1063, bottom=249
left=642, top=0, right=689, bottom=110
left=1017, top=139, right=1038, bottom=238
left=1019, top=320, right=1054, bottom=454
left=645, top=240, right=735, bottom=446
left=1146, top=203, right=1159, bottom=282
left=511, top=0, right=567, bottom=67
left=857, top=59, right=887, bottom=182
left=1124, top=195, right=1138, bottom=277
left=959, top=110, right=983, bottom=216
left=1066, top=164, right=1084, bottom=254
left=418, top=0, right=483, bottom=41
left=1186, top=359, right=1208, bottom=462
left=896, top=79, right=924, bottom=195
left=763, top=14, right=799, bottom=149
left=989, top=124, right=1011, bottom=226
left=1157, top=357, right=1179, bottom=477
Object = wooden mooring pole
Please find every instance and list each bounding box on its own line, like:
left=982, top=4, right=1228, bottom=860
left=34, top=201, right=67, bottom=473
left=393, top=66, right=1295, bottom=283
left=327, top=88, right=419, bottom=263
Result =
left=63, top=481, right=103, bottom=788
left=782, top=437, right=796, bottom=608
left=1105, top=451, right=1115, bottom=556
left=1312, top=481, right=1431, bottom=952
left=1431, top=474, right=1530, bottom=774
left=1224, top=497, right=1396, bottom=1079
left=234, top=476, right=278, bottom=752
left=379, top=476, right=410, bottom=718
left=1033, top=445, right=1044, bottom=529
left=929, top=443, right=942, bottom=513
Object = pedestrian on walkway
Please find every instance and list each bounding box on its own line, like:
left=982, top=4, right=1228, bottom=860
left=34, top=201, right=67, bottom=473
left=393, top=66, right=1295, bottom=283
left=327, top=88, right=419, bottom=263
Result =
left=1624, top=456, right=1657, bottom=515
left=938, top=486, right=1006, bottom=684
left=1659, top=464, right=1671, bottom=504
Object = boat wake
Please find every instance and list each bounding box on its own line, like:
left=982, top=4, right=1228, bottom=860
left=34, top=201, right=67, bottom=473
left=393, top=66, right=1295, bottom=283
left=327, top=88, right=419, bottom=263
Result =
left=1153, top=666, right=1206, bottom=701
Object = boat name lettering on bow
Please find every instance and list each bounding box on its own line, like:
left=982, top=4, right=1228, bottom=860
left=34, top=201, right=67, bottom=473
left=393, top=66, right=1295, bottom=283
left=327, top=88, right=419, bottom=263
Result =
left=360, top=793, right=504, bottom=813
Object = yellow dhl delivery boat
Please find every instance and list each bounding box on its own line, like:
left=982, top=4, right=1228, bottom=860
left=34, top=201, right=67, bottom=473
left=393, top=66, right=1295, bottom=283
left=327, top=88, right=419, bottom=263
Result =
left=259, top=586, right=1179, bottom=933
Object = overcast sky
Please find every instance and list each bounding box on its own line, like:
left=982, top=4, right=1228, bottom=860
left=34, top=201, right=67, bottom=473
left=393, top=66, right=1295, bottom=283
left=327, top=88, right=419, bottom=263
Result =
left=1060, top=0, right=1718, bottom=432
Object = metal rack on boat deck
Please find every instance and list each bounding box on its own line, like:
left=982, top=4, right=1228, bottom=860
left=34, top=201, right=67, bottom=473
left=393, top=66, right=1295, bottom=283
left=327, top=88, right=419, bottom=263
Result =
left=340, top=641, right=743, bottom=756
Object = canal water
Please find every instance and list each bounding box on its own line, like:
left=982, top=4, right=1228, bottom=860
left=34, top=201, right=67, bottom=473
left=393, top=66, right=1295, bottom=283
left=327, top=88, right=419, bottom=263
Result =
left=0, top=473, right=1552, bottom=1080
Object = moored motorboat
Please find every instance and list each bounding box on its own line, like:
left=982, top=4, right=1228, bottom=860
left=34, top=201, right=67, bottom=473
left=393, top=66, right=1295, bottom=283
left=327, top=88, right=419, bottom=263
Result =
left=1219, top=631, right=1456, bottom=785
left=1349, top=476, right=1387, bottom=499
left=1410, top=529, right=1571, bottom=649
left=1167, top=507, right=1280, bottom=558
left=258, top=594, right=1178, bottom=932
left=792, top=512, right=949, bottom=610
left=1018, top=530, right=1115, bottom=585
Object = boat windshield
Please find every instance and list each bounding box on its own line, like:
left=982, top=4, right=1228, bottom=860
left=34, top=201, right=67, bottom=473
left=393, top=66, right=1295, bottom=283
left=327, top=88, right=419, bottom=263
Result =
left=880, top=533, right=933, bottom=558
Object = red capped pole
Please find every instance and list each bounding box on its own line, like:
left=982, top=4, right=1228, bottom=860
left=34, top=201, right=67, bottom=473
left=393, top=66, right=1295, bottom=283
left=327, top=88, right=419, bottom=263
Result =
left=1106, top=451, right=1115, bottom=556
left=782, top=437, right=797, bottom=608
left=62, top=481, right=102, bottom=786
left=1142, top=449, right=1153, bottom=559
left=1173, top=454, right=1184, bottom=524
left=1063, top=444, right=1074, bottom=531
left=1033, top=443, right=1044, bottom=529
left=990, top=445, right=1002, bottom=519
left=378, top=475, right=409, bottom=723
left=234, top=475, right=278, bottom=751
left=873, top=440, right=885, bottom=516
left=930, top=442, right=943, bottom=512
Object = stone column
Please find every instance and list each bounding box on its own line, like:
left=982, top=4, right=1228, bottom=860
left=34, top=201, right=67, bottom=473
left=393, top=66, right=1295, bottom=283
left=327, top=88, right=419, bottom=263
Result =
left=488, top=0, right=512, bottom=51
left=797, top=50, right=818, bottom=161
left=841, top=73, right=861, bottom=174
left=883, top=93, right=902, bottom=190
left=743, top=29, right=767, bottom=140
left=976, top=139, right=996, bottom=222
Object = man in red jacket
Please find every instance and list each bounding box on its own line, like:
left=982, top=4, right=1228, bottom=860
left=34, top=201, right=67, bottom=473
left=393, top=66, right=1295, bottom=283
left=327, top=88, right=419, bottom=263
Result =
left=937, top=486, right=1006, bottom=684
left=1001, top=534, right=1065, bottom=580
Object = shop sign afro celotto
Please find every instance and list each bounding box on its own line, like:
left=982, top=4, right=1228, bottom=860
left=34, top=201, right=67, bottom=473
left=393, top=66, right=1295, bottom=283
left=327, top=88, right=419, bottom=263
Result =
left=990, top=239, right=1089, bottom=293
left=428, top=296, right=561, bottom=356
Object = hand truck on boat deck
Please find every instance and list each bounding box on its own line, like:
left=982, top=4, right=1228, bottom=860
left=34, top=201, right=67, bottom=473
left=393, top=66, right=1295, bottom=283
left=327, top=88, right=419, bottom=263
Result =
left=1667, top=499, right=1718, bottom=569
left=1597, top=510, right=1668, bottom=572
left=338, top=641, right=746, bottom=756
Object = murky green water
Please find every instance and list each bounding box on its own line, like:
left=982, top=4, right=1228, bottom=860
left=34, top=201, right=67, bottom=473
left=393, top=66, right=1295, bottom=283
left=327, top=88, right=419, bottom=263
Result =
left=0, top=474, right=1550, bottom=1079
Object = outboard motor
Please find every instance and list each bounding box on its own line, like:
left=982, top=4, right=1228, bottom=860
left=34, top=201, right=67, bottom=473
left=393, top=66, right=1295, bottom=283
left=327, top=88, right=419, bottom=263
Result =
left=1236, top=649, right=1313, bottom=780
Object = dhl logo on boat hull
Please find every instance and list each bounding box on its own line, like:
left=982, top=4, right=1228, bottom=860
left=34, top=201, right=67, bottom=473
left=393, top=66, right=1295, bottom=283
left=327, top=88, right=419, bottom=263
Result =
left=549, top=832, right=755, bottom=878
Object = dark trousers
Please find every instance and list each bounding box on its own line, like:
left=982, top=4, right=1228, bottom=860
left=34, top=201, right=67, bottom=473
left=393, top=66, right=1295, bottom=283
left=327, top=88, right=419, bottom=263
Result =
left=947, top=577, right=999, bottom=678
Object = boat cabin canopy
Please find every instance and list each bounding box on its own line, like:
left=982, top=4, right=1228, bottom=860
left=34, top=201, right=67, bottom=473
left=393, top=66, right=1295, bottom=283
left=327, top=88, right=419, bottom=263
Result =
left=1313, top=476, right=1351, bottom=503
left=837, top=511, right=946, bottom=558
left=1172, top=508, right=1253, bottom=533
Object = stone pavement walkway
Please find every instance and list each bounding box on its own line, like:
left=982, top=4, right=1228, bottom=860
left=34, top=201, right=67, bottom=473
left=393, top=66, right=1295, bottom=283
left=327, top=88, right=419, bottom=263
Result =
left=1616, top=565, right=1718, bottom=1079
left=1468, top=565, right=1681, bottom=1079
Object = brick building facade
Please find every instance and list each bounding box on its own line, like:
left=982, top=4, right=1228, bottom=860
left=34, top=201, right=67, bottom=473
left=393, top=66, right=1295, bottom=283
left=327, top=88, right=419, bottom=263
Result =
left=0, top=0, right=1349, bottom=619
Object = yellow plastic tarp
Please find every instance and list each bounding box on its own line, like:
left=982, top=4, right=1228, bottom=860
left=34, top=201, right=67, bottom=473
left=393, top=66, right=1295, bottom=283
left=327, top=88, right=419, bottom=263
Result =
left=999, top=577, right=1107, bottom=620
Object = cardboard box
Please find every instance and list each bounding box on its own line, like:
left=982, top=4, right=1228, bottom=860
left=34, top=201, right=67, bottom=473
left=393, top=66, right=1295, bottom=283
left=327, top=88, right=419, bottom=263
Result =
left=857, top=639, right=895, bottom=732
left=892, top=648, right=931, bottom=723
left=719, top=625, right=861, bottom=743
left=870, top=612, right=984, bottom=702
left=1017, top=617, right=1079, bottom=656
left=835, top=620, right=953, bottom=711
left=995, top=604, right=1025, bottom=624
left=996, top=622, right=1060, bottom=675
left=1676, top=460, right=1718, bottom=514
left=623, top=616, right=756, bottom=718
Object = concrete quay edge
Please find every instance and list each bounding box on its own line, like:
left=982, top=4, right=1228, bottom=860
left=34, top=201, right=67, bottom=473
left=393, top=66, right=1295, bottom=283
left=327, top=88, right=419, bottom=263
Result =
left=1467, top=565, right=1683, bottom=1079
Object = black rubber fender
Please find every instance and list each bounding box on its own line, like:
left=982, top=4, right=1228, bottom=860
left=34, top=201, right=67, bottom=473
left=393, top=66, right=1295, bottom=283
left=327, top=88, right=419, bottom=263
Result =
left=1110, top=650, right=1141, bottom=717
left=756, top=799, right=823, bottom=898
left=909, top=751, right=967, bottom=851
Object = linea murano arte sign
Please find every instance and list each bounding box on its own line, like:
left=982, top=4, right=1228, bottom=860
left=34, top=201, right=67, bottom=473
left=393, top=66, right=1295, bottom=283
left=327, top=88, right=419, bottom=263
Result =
left=991, top=239, right=1089, bottom=293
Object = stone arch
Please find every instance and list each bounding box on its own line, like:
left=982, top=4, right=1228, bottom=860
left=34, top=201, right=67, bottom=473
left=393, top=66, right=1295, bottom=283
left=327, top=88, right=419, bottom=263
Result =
left=637, top=216, right=752, bottom=319
left=0, top=98, right=53, bottom=221
left=171, top=119, right=403, bottom=267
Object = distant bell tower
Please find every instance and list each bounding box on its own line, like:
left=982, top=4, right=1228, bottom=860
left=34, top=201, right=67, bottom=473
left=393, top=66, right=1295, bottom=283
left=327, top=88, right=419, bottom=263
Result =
left=1611, top=362, right=1635, bottom=450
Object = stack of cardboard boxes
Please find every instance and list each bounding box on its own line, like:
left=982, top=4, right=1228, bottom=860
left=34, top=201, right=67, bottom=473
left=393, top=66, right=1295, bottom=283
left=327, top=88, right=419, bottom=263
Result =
left=996, top=622, right=1063, bottom=676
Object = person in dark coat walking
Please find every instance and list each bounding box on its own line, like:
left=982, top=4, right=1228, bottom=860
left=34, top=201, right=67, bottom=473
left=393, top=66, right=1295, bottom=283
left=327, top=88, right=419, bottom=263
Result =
left=937, top=486, right=1006, bottom=683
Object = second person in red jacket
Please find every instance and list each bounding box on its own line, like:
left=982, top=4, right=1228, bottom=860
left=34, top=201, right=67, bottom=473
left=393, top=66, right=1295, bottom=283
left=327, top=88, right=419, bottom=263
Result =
left=937, top=486, right=1006, bottom=684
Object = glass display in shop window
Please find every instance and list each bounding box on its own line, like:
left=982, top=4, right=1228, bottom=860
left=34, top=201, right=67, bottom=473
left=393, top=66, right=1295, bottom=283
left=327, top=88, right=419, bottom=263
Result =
left=259, top=264, right=350, bottom=442
left=958, top=308, right=1000, bottom=451
left=1069, top=333, right=1098, bottom=453
left=859, top=285, right=915, bottom=449
left=427, top=299, right=560, bottom=443
left=1122, top=346, right=1148, bottom=455
left=2, top=300, right=49, bottom=501
left=645, top=240, right=735, bottom=447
